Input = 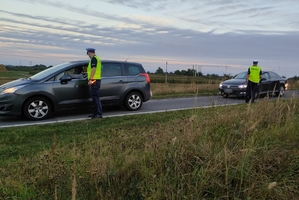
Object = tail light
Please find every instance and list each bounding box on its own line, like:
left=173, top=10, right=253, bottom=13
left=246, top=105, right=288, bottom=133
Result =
left=140, top=73, right=150, bottom=83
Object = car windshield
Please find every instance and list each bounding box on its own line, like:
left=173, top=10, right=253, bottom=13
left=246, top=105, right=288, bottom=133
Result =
left=234, top=72, right=247, bottom=79
left=29, top=62, right=71, bottom=80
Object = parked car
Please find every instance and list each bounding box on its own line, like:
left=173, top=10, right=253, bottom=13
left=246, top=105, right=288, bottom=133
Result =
left=0, top=60, right=152, bottom=120
left=219, top=71, right=287, bottom=98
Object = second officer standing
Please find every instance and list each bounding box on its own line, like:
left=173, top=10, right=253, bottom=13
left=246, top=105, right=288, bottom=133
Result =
left=245, top=60, right=262, bottom=103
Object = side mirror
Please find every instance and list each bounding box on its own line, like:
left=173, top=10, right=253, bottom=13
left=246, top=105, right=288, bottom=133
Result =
left=261, top=78, right=266, bottom=82
left=60, top=74, right=72, bottom=84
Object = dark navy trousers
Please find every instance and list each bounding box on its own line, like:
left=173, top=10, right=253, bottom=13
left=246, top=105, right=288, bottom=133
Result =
left=90, top=80, right=103, bottom=116
left=245, top=80, right=259, bottom=103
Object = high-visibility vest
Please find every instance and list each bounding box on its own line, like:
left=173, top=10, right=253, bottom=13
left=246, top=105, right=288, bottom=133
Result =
left=248, top=65, right=261, bottom=83
left=87, top=55, right=101, bottom=79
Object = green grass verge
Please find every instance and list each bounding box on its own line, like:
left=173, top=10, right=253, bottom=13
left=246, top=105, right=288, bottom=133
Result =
left=0, top=71, right=30, bottom=78
left=0, top=99, right=299, bottom=199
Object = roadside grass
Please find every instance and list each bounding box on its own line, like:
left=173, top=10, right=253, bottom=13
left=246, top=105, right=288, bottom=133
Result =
left=151, top=83, right=219, bottom=98
left=149, top=74, right=223, bottom=84
left=287, top=79, right=299, bottom=90
left=1, top=97, right=299, bottom=199
left=0, top=71, right=30, bottom=85
left=0, top=71, right=30, bottom=78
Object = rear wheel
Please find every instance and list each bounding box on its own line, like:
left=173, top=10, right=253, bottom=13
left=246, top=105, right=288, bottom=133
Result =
left=23, top=97, right=52, bottom=120
left=124, top=92, right=143, bottom=111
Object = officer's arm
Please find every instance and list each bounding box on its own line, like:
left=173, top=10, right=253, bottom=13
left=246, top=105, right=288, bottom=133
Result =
left=245, top=68, right=250, bottom=82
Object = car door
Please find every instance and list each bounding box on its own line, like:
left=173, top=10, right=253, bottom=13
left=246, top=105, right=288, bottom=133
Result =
left=259, top=72, right=271, bottom=94
left=100, top=62, right=127, bottom=103
left=52, top=65, right=91, bottom=109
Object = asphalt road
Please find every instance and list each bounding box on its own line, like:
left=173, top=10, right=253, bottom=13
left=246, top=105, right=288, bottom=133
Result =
left=0, top=91, right=298, bottom=128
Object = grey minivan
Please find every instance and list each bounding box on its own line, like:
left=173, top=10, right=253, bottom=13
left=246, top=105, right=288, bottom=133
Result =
left=0, top=60, right=152, bottom=120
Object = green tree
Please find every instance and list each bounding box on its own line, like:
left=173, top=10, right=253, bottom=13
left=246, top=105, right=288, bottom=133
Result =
left=155, top=67, right=164, bottom=74
left=197, top=71, right=203, bottom=76
left=174, top=70, right=181, bottom=75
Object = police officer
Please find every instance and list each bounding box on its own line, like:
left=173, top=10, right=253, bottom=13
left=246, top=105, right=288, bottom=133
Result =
left=86, top=48, right=103, bottom=119
left=245, top=60, right=262, bottom=103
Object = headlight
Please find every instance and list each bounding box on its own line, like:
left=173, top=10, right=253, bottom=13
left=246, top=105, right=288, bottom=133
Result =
left=219, top=83, right=223, bottom=88
left=0, top=85, right=26, bottom=94
left=238, top=84, right=247, bottom=89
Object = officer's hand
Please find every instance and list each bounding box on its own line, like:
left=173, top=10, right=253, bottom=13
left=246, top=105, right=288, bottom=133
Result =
left=88, top=80, right=96, bottom=85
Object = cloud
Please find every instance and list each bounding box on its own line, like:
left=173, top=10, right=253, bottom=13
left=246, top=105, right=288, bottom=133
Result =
left=1, top=0, right=299, bottom=77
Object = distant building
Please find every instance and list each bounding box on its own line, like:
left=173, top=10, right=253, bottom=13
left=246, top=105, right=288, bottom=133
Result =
left=0, top=64, right=8, bottom=73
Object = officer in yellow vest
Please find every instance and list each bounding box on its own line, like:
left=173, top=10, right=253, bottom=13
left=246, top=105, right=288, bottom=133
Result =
left=245, top=60, right=262, bottom=103
left=86, top=48, right=103, bottom=119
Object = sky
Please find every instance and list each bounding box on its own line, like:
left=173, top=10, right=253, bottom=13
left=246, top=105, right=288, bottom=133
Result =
left=0, top=0, right=298, bottom=77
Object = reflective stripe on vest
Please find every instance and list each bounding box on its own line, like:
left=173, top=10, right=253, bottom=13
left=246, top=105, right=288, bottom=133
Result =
left=248, top=65, right=261, bottom=83
left=87, top=55, right=102, bottom=79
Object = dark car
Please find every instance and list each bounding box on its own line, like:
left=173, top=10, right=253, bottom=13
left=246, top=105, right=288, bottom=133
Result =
left=0, top=60, right=152, bottom=120
left=219, top=71, right=287, bottom=98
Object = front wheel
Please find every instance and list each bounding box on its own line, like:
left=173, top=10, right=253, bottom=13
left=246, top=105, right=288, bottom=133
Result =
left=124, top=92, right=143, bottom=111
left=276, top=85, right=285, bottom=97
left=23, top=97, right=52, bottom=120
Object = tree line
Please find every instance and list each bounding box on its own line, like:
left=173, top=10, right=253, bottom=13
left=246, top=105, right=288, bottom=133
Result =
left=153, top=67, right=232, bottom=79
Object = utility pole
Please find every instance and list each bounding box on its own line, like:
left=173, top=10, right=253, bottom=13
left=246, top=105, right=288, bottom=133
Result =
left=165, top=61, right=168, bottom=83
left=193, top=65, right=195, bottom=76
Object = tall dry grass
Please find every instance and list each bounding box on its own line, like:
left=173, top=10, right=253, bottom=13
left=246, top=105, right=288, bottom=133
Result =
left=0, top=78, right=13, bottom=85
left=1, top=97, right=299, bottom=199
left=151, top=82, right=219, bottom=97
left=287, top=80, right=299, bottom=90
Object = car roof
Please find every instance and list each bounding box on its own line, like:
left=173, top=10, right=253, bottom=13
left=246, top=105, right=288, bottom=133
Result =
left=68, top=60, right=142, bottom=65
left=239, top=70, right=279, bottom=74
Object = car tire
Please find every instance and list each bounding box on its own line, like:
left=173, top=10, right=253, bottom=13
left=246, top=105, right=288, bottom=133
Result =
left=276, top=85, right=285, bottom=97
left=124, top=92, right=143, bottom=111
left=23, top=96, right=52, bottom=120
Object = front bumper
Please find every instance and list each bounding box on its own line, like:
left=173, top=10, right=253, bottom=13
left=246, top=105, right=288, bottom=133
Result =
left=219, top=88, right=246, bottom=97
left=0, top=93, right=22, bottom=116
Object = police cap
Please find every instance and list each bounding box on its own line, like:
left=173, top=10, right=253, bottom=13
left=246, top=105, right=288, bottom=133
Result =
left=86, top=48, right=96, bottom=53
left=253, top=60, right=258, bottom=64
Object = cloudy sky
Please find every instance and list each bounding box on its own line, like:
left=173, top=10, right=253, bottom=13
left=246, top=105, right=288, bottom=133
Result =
left=1, top=0, right=298, bottom=77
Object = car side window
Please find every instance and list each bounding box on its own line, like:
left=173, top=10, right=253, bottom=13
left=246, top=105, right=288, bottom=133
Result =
left=269, top=72, right=278, bottom=79
left=102, top=63, right=122, bottom=77
left=54, top=65, right=86, bottom=81
left=124, top=64, right=144, bottom=76
left=263, top=73, right=270, bottom=80
left=55, top=72, right=65, bottom=81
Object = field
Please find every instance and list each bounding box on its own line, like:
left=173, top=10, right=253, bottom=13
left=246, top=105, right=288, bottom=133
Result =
left=1, top=71, right=299, bottom=199
left=0, top=98, right=299, bottom=199
left=0, top=71, right=30, bottom=85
